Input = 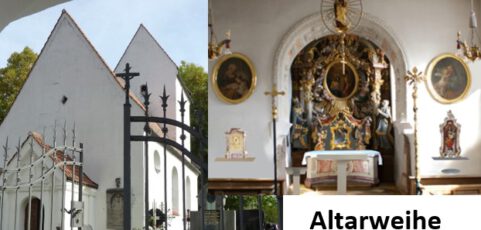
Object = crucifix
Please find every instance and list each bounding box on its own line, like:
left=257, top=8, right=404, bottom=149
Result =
left=264, top=84, right=285, bottom=230
left=115, top=63, right=140, bottom=230
left=405, top=67, right=424, bottom=195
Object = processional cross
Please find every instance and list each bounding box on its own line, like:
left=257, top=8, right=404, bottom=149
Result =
left=265, top=84, right=286, bottom=120
left=405, top=67, right=424, bottom=195
left=265, top=84, right=286, bottom=229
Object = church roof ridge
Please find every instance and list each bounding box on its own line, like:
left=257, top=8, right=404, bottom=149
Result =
left=0, top=11, right=200, bottom=172
left=113, top=24, right=194, bottom=102
left=59, top=11, right=148, bottom=111
left=115, top=24, right=179, bottom=71
left=0, top=10, right=147, bottom=125
left=50, top=14, right=194, bottom=167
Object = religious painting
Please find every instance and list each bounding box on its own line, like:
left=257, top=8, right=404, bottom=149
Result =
left=425, top=53, right=471, bottom=104
left=212, top=53, right=257, bottom=104
left=323, top=61, right=359, bottom=100
left=329, top=119, right=352, bottom=149
left=439, top=110, right=461, bottom=158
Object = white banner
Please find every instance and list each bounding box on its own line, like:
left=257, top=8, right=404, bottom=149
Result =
left=284, top=195, right=481, bottom=230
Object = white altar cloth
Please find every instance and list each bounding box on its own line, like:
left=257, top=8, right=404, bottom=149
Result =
left=302, top=150, right=383, bottom=165
left=302, top=150, right=382, bottom=194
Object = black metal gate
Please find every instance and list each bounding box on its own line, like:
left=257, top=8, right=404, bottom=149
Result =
left=116, top=63, right=207, bottom=230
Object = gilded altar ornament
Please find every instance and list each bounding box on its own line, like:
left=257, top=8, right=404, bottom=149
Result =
left=405, top=67, right=424, bottom=195
left=320, top=0, right=363, bottom=34
left=330, top=118, right=352, bottom=149
left=225, top=128, right=247, bottom=159
left=439, top=110, right=461, bottom=158
left=212, top=53, right=257, bottom=104
left=334, top=0, right=348, bottom=32
left=313, top=111, right=371, bottom=151
left=314, top=130, right=327, bottom=151
left=215, top=128, right=255, bottom=162
left=425, top=53, right=471, bottom=104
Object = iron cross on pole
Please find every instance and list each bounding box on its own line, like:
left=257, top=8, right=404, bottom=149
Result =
left=115, top=63, right=139, bottom=230
left=264, top=84, right=285, bottom=230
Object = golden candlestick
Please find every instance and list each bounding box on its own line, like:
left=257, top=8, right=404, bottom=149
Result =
left=457, top=31, right=481, bottom=62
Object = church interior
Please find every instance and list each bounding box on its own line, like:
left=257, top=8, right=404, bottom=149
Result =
left=208, top=0, right=481, bottom=199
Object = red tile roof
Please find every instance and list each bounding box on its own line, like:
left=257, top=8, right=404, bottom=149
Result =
left=31, top=132, right=98, bottom=189
left=3, top=132, right=99, bottom=189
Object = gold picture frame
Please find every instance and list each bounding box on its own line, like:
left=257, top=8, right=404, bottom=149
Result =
left=323, top=60, right=359, bottom=100
left=425, top=53, right=471, bottom=104
left=329, top=118, right=352, bottom=150
left=212, top=53, right=257, bottom=104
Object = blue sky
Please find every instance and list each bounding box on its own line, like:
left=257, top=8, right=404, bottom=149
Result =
left=0, top=0, right=207, bottom=70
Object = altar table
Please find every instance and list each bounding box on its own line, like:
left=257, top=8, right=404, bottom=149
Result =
left=302, top=150, right=382, bottom=194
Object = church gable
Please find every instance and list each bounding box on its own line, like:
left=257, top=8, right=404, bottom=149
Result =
left=115, top=24, right=182, bottom=139
left=114, top=25, right=189, bottom=139
left=0, top=10, right=141, bottom=184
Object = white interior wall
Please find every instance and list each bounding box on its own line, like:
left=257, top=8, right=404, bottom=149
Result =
left=209, top=0, right=481, bottom=185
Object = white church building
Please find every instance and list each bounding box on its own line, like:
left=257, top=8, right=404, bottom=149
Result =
left=0, top=10, right=200, bottom=230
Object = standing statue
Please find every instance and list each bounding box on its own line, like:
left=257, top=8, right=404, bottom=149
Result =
left=375, top=100, right=393, bottom=149
left=351, top=81, right=371, bottom=118
left=300, top=62, right=317, bottom=125
left=313, top=71, right=333, bottom=119
left=334, top=0, right=349, bottom=32
left=291, top=97, right=309, bottom=149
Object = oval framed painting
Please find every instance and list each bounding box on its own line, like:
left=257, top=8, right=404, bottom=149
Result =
left=212, top=53, right=257, bottom=104
left=425, top=53, right=471, bottom=104
left=323, top=60, right=359, bottom=100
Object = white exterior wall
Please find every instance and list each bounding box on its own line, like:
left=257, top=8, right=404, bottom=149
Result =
left=208, top=0, right=481, bottom=191
left=0, top=12, right=199, bottom=229
left=147, top=142, right=199, bottom=226
left=115, top=25, right=180, bottom=141
left=0, top=137, right=97, bottom=229
left=2, top=182, right=97, bottom=229
left=0, top=12, right=146, bottom=229
left=116, top=24, right=198, bottom=228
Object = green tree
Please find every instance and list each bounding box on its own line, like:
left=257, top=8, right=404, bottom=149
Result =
left=177, top=61, right=208, bottom=160
left=0, top=47, right=38, bottom=124
left=224, top=195, right=279, bottom=224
